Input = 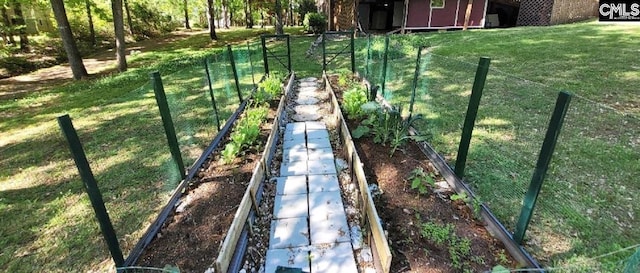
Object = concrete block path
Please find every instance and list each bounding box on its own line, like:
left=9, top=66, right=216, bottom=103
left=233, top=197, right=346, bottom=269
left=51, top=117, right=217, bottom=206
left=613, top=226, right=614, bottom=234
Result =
left=266, top=113, right=358, bottom=271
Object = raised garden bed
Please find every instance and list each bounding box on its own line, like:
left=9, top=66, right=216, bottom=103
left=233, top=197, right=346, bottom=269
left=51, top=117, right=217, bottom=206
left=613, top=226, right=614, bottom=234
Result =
left=327, top=72, right=526, bottom=272
left=124, top=73, right=296, bottom=272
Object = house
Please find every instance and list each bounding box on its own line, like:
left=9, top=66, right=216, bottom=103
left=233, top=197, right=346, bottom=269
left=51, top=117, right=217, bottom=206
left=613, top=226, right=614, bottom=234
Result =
left=318, top=0, right=597, bottom=33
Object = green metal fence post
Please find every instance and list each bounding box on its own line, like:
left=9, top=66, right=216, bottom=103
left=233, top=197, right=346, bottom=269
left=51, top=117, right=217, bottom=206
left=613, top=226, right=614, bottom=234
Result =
left=204, top=58, right=221, bottom=131
left=322, top=33, right=327, bottom=72
left=247, top=42, right=256, bottom=88
left=381, top=35, right=390, bottom=96
left=150, top=71, right=186, bottom=180
left=57, top=114, right=124, bottom=268
left=513, top=91, right=572, bottom=244
left=454, top=57, right=491, bottom=178
left=350, top=30, right=355, bottom=73
left=286, top=35, right=292, bottom=72
left=227, top=44, right=243, bottom=102
left=365, top=34, right=371, bottom=79
left=261, top=35, right=269, bottom=75
left=408, top=47, right=425, bottom=120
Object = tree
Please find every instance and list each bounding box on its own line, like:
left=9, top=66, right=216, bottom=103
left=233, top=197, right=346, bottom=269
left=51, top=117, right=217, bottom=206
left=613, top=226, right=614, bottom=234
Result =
left=49, top=0, right=88, bottom=79
left=206, top=0, right=217, bottom=40
left=244, top=0, right=253, bottom=28
left=274, top=0, right=283, bottom=35
left=0, top=4, right=14, bottom=44
left=297, top=0, right=315, bottom=26
left=111, top=0, right=127, bottom=71
left=85, top=0, right=96, bottom=46
left=123, top=0, right=134, bottom=35
left=11, top=1, right=28, bottom=50
left=183, top=0, right=190, bottom=29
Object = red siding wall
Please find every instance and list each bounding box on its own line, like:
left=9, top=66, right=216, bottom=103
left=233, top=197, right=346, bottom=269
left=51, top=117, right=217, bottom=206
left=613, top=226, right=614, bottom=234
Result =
left=406, top=0, right=430, bottom=27
left=408, top=0, right=486, bottom=28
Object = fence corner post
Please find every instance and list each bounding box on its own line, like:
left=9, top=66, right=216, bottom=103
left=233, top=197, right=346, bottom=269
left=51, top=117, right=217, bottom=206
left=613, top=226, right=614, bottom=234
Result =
left=227, top=44, right=243, bottom=102
left=513, top=91, right=572, bottom=244
left=454, top=57, right=491, bottom=179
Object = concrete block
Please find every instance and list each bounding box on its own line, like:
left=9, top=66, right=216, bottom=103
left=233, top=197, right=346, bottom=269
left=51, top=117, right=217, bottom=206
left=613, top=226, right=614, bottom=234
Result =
left=308, top=191, right=345, bottom=217
left=308, top=174, right=340, bottom=193
left=307, top=148, right=334, bottom=161
left=281, top=160, right=308, bottom=176
left=283, top=147, right=308, bottom=163
left=276, top=176, right=307, bottom=195
left=310, top=242, right=358, bottom=273
left=305, top=121, right=326, bottom=130
left=310, top=212, right=351, bottom=244
left=307, top=137, right=331, bottom=149
left=274, top=194, right=308, bottom=219
left=269, top=217, right=310, bottom=249
left=265, top=248, right=311, bottom=273
left=307, top=159, right=337, bottom=175
left=306, top=129, right=330, bottom=140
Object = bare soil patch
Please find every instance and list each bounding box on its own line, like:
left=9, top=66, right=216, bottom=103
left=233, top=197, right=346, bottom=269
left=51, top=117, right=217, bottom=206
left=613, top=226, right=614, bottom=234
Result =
left=331, top=76, right=518, bottom=272
left=136, top=105, right=277, bottom=272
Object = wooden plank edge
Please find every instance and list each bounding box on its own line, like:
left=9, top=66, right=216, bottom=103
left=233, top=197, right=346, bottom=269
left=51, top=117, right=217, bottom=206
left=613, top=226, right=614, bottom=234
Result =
left=215, top=161, right=265, bottom=273
left=215, top=73, right=294, bottom=273
left=323, top=71, right=392, bottom=273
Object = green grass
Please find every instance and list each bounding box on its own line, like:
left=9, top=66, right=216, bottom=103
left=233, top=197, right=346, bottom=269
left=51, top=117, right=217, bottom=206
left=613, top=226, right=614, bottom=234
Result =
left=350, top=21, right=640, bottom=271
left=0, top=26, right=302, bottom=272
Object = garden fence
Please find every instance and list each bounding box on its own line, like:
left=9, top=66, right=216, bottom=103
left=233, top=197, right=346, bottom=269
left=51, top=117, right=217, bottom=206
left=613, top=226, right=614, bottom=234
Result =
left=353, top=34, right=640, bottom=272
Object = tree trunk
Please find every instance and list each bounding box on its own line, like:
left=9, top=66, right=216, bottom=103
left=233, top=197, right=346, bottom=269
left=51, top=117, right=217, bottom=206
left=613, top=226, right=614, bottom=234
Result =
left=222, top=0, right=229, bottom=28
left=49, top=0, right=88, bottom=79
left=183, top=0, right=191, bottom=29
left=275, top=0, right=284, bottom=35
left=12, top=1, right=28, bottom=50
left=245, top=0, right=253, bottom=28
left=260, top=11, right=264, bottom=28
left=123, top=0, right=134, bottom=35
left=112, top=0, right=127, bottom=72
left=85, top=0, right=96, bottom=46
left=207, top=0, right=217, bottom=40
left=289, top=1, right=293, bottom=26
left=0, top=6, right=14, bottom=44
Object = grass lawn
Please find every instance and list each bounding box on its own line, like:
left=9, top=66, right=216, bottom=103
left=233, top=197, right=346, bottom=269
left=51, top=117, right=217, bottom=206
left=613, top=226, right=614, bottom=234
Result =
left=0, top=26, right=302, bottom=272
left=348, top=20, right=639, bottom=271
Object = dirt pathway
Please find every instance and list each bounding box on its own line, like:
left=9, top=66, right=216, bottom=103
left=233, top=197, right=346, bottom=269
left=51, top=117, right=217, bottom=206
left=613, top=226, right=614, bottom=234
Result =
left=0, top=29, right=207, bottom=100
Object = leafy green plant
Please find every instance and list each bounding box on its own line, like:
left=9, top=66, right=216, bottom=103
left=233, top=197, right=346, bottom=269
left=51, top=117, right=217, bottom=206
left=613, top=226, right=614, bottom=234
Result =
left=221, top=106, right=269, bottom=164
left=342, top=85, right=367, bottom=119
left=419, top=220, right=474, bottom=270
left=255, top=73, right=284, bottom=106
left=303, top=12, right=327, bottom=34
left=337, top=69, right=353, bottom=87
left=408, top=167, right=435, bottom=196
left=420, top=222, right=454, bottom=246
left=351, top=103, right=422, bottom=156
left=451, top=191, right=483, bottom=219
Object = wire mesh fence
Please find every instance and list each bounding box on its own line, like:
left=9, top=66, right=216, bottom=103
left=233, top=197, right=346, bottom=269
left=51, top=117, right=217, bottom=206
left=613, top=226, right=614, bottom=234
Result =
left=352, top=33, right=640, bottom=272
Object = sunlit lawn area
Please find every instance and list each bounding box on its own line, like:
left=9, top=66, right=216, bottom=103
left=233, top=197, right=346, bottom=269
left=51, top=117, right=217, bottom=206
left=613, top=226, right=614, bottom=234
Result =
left=0, top=26, right=302, bottom=272
left=350, top=21, right=640, bottom=271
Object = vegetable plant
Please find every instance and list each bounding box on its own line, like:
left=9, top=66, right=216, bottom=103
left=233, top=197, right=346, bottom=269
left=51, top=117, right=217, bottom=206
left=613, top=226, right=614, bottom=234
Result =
left=352, top=103, right=423, bottom=156
left=342, top=85, right=367, bottom=119
left=419, top=220, right=475, bottom=271
left=408, top=167, right=435, bottom=196
left=254, top=73, right=284, bottom=106
left=221, top=106, right=269, bottom=164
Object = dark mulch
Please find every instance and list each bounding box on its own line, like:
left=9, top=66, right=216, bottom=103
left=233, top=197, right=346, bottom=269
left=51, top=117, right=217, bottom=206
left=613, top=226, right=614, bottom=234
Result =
left=135, top=106, right=277, bottom=272
left=331, top=75, right=518, bottom=272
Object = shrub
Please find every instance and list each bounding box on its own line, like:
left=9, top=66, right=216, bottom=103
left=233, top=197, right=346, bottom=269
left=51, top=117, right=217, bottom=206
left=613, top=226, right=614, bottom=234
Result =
left=0, top=56, right=36, bottom=76
left=304, top=13, right=326, bottom=34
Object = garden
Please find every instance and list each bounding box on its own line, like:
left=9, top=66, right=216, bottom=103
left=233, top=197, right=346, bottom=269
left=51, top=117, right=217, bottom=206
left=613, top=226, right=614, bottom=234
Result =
left=1, top=21, right=639, bottom=273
